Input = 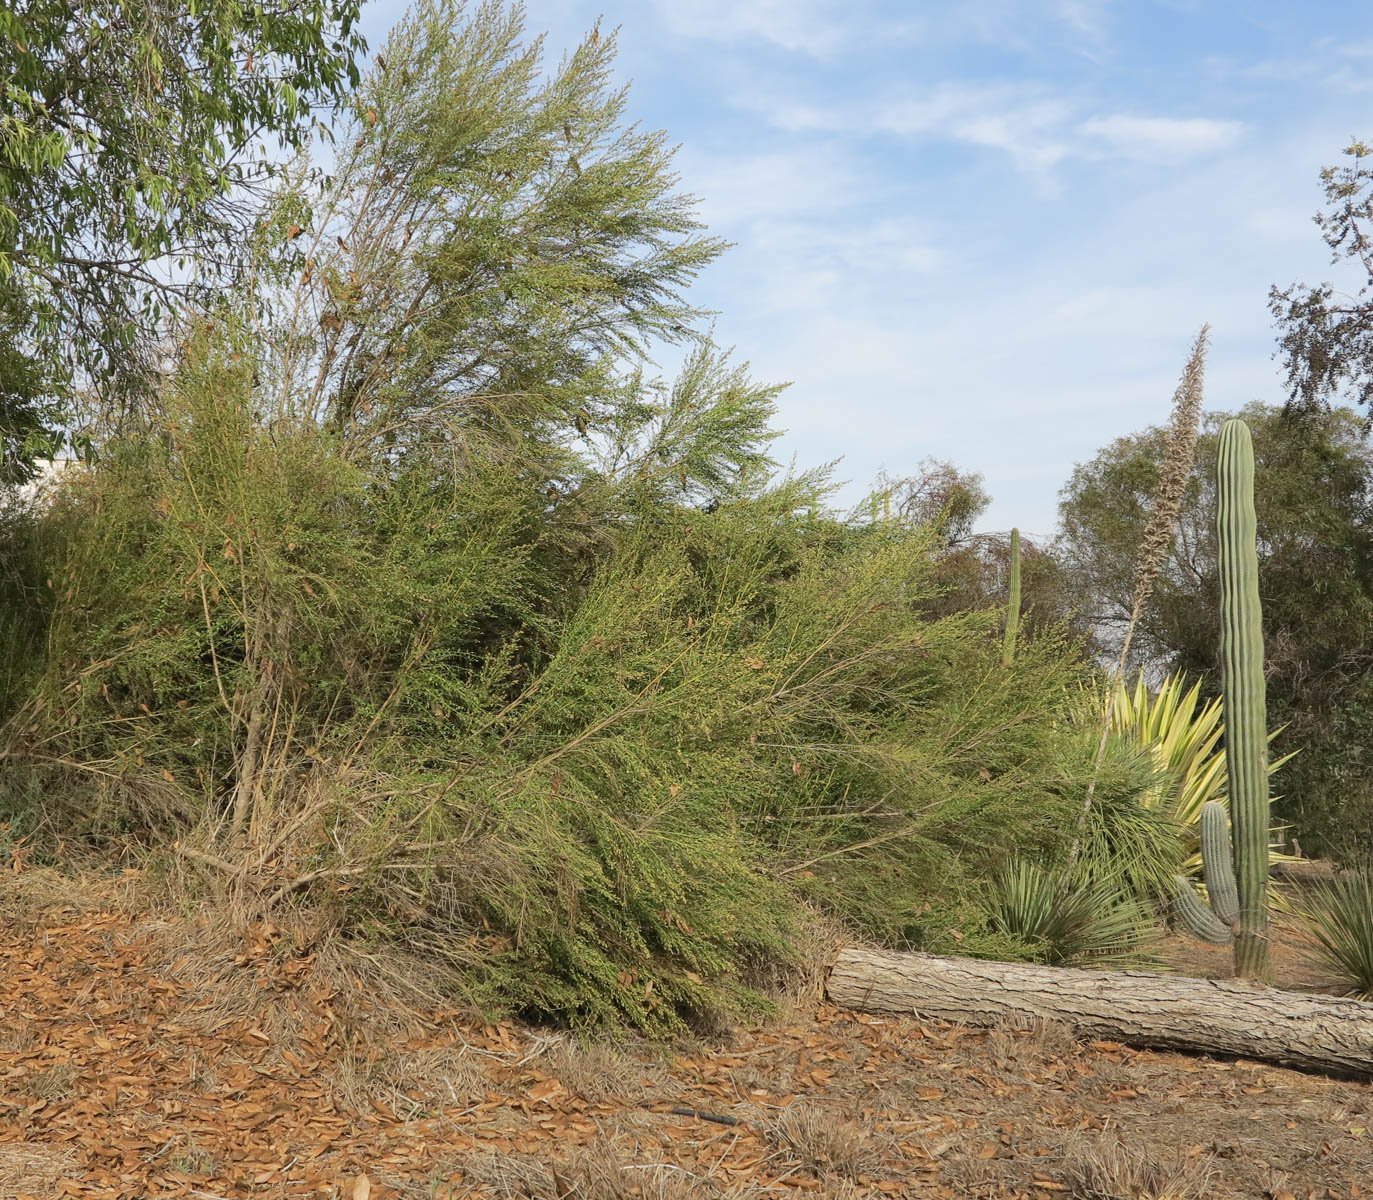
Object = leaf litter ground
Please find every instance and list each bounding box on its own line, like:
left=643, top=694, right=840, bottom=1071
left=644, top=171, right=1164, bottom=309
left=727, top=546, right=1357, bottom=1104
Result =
left=1, top=876, right=1370, bottom=1199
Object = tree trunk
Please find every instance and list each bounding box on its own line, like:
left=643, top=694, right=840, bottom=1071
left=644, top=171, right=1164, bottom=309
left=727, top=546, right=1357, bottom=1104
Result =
left=827, top=947, right=1373, bottom=1079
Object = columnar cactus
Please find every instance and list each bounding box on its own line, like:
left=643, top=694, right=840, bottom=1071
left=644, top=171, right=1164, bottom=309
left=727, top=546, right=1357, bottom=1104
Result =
left=1002, top=527, right=1021, bottom=668
left=1217, top=417, right=1271, bottom=980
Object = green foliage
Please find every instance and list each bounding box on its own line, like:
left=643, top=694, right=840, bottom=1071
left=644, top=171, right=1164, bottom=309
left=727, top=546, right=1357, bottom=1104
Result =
left=271, top=0, right=727, bottom=450
left=987, top=859, right=1155, bottom=968
left=1057, top=403, right=1373, bottom=862
left=1061, top=722, right=1187, bottom=911
left=1293, top=872, right=1373, bottom=998
left=1108, top=671, right=1292, bottom=878
left=2, top=342, right=1101, bottom=1028
left=0, top=0, right=1126, bottom=1032
left=0, top=279, right=57, bottom=484
left=0, top=0, right=365, bottom=452
left=1271, top=139, right=1373, bottom=415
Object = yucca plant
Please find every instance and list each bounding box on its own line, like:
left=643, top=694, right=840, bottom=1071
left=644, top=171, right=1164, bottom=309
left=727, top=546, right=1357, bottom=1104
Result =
left=1109, top=672, right=1295, bottom=873
left=1292, top=873, right=1373, bottom=998
left=988, top=859, right=1156, bottom=967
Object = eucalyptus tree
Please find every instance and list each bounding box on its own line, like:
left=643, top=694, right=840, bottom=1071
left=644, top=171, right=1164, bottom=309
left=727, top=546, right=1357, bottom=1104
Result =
left=0, top=0, right=365, bottom=477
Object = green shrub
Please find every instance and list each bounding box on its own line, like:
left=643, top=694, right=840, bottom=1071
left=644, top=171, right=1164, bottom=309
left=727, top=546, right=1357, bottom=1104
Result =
left=988, top=859, right=1157, bottom=967
left=0, top=0, right=1114, bottom=1031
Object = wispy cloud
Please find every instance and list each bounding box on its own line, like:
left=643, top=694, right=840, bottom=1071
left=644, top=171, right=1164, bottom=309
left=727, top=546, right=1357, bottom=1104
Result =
left=1077, top=114, right=1245, bottom=159
left=885, top=0, right=1117, bottom=60
left=678, top=147, right=860, bottom=227
left=649, top=0, right=850, bottom=57
left=875, top=85, right=1076, bottom=174
left=736, top=80, right=1240, bottom=175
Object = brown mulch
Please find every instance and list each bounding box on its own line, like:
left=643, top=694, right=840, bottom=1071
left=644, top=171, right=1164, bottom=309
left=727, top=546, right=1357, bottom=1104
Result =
left=0, top=889, right=1370, bottom=1198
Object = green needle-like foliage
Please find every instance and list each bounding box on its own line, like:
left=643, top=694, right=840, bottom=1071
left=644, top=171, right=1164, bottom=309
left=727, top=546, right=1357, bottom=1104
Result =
left=0, top=0, right=1119, bottom=1031
left=1293, top=872, right=1373, bottom=998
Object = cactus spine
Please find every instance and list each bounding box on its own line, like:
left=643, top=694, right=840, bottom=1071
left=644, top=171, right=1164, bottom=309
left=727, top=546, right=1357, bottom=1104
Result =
left=1217, top=417, right=1271, bottom=980
left=1002, top=527, right=1021, bottom=668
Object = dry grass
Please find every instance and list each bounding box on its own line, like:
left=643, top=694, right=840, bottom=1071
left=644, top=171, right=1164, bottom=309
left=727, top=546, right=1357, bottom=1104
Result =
left=752, top=912, right=848, bottom=1030
left=984, top=1013, right=1082, bottom=1065
left=331, top=1041, right=489, bottom=1113
left=763, top=1102, right=884, bottom=1181
left=0, top=1141, right=78, bottom=1199
left=536, top=1036, right=663, bottom=1105
left=1062, top=1136, right=1217, bottom=1200
left=0, top=1030, right=37, bottom=1057
left=0, top=864, right=145, bottom=925
left=148, top=909, right=443, bottom=1041
left=165, top=1143, right=219, bottom=1177
left=3, top=900, right=1371, bottom=1199
left=19, top=1063, right=76, bottom=1101
left=939, top=1147, right=1002, bottom=1197
left=455, top=1147, right=727, bottom=1199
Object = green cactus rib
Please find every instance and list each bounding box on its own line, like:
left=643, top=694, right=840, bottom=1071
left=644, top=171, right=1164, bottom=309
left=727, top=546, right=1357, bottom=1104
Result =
left=1171, top=875, right=1233, bottom=945
left=1199, top=799, right=1240, bottom=928
left=1002, top=528, right=1021, bottom=668
left=1216, top=418, right=1272, bottom=980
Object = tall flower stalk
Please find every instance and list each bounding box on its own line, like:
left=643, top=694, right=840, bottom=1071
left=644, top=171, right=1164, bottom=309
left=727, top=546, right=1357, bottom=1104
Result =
left=1065, top=325, right=1211, bottom=872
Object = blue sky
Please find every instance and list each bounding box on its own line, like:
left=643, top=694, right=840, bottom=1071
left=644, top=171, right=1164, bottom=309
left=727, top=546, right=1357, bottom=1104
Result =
left=357, top=1, right=1373, bottom=536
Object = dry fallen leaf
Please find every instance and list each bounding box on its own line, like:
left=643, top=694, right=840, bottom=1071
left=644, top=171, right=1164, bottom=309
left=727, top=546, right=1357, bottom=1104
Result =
left=351, top=1173, right=372, bottom=1200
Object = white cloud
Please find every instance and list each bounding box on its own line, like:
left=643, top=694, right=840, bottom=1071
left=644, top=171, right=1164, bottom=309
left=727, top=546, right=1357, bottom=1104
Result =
left=1077, top=114, right=1245, bottom=159
left=677, top=143, right=947, bottom=316
left=676, top=147, right=860, bottom=228
left=736, top=80, right=1243, bottom=176
left=650, top=0, right=848, bottom=57
left=736, top=82, right=1076, bottom=177
left=886, top=1, right=1116, bottom=61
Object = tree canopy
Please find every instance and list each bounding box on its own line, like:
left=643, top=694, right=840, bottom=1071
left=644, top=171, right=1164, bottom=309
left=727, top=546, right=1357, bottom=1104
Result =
left=1271, top=138, right=1373, bottom=416
left=0, top=0, right=365, bottom=479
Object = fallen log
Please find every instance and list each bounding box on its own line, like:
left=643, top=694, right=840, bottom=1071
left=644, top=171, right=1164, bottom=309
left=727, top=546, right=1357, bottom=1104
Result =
left=827, top=947, right=1373, bottom=1079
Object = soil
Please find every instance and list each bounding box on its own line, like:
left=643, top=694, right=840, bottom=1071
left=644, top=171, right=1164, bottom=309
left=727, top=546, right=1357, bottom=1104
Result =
left=1, top=879, right=1370, bottom=1199
left=1158, top=913, right=1347, bottom=993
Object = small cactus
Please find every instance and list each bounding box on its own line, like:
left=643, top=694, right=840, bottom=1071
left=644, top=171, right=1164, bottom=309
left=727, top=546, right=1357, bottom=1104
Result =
left=1002, top=527, right=1021, bottom=668
left=1172, top=800, right=1239, bottom=944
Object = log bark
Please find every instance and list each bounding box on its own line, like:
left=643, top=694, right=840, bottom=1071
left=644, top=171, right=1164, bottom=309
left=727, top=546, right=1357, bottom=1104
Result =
left=827, top=947, right=1373, bottom=1079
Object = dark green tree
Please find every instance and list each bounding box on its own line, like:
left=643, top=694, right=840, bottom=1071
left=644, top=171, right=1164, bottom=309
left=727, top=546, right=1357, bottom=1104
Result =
left=1057, top=402, right=1373, bottom=859
left=0, top=0, right=365, bottom=477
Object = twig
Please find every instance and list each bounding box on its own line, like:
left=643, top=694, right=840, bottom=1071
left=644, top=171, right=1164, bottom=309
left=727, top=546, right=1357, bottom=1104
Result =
left=658, top=1104, right=746, bottom=1127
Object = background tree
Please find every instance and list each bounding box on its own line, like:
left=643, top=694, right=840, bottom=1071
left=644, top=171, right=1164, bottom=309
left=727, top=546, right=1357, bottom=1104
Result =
left=865, top=462, right=1079, bottom=636
left=0, top=0, right=365, bottom=477
left=1271, top=138, right=1373, bottom=416
left=1057, top=402, right=1373, bottom=860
